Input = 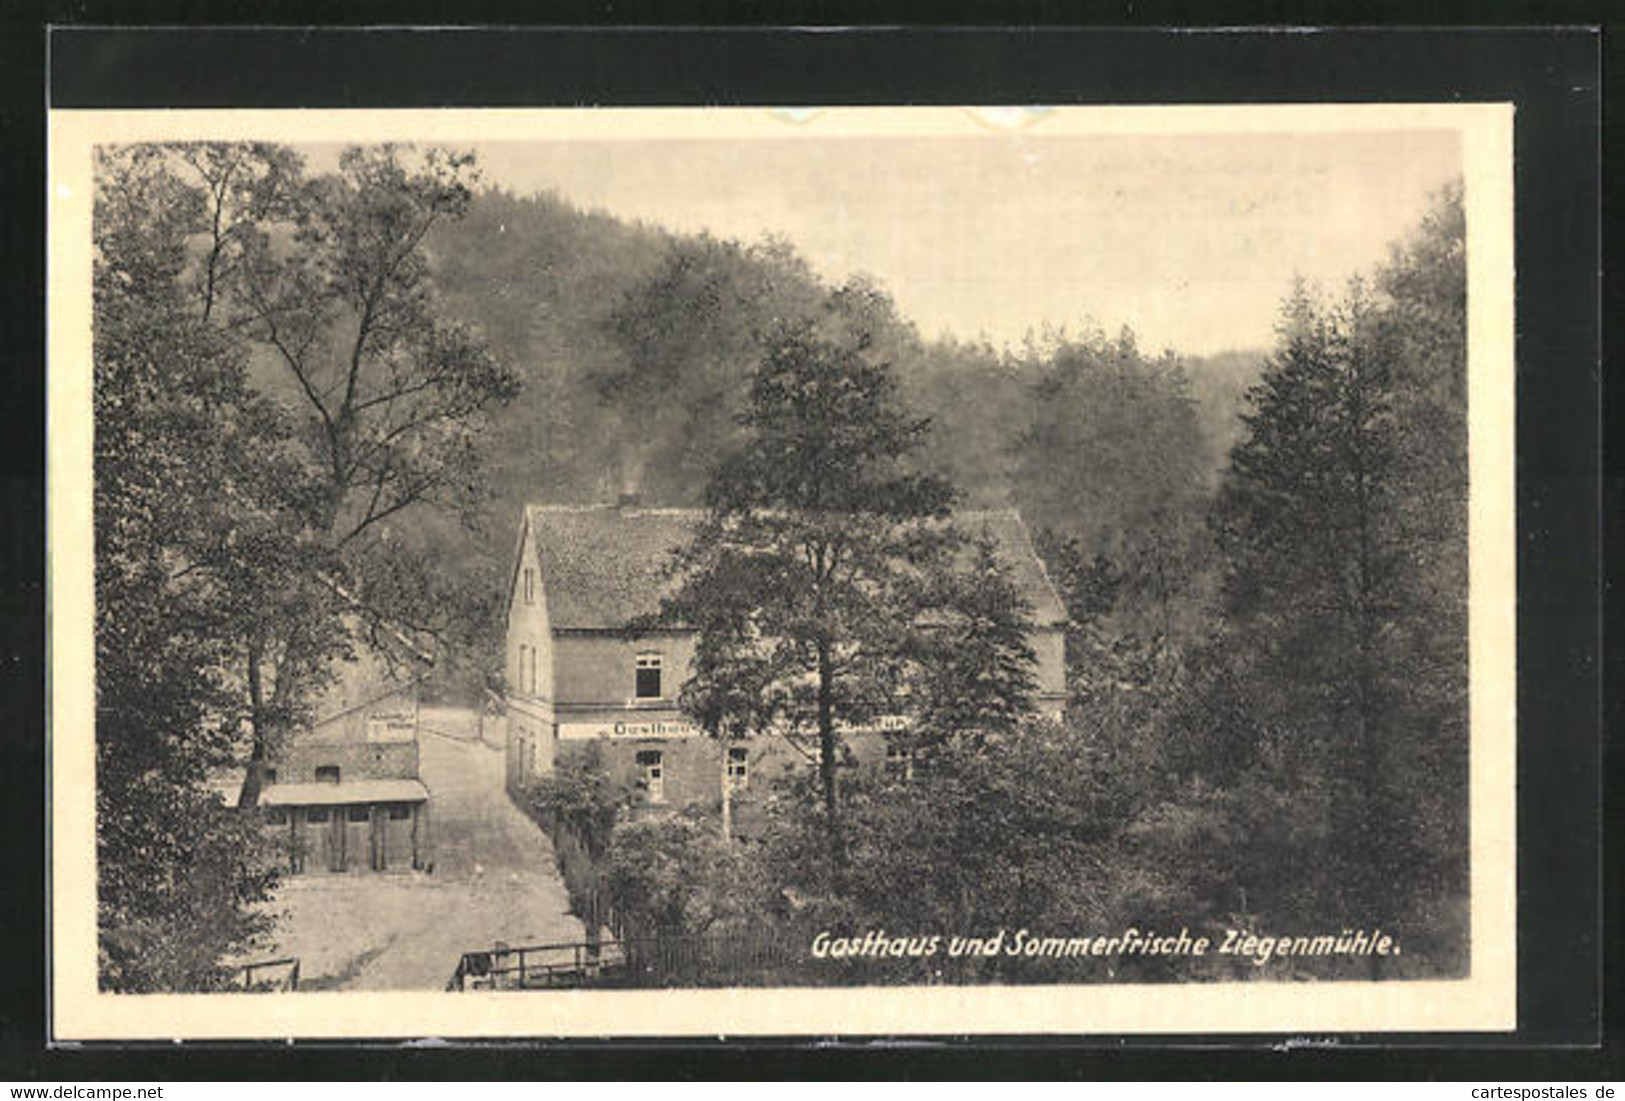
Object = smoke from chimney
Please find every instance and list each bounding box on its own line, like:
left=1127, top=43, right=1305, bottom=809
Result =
left=617, top=450, right=643, bottom=508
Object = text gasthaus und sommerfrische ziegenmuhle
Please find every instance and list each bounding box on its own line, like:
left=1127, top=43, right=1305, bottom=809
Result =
left=809, top=927, right=1400, bottom=966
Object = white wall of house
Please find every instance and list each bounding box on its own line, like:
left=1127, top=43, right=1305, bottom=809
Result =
left=506, top=517, right=556, bottom=789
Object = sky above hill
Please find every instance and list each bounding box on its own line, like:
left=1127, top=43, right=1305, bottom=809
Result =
left=302, top=124, right=1460, bottom=359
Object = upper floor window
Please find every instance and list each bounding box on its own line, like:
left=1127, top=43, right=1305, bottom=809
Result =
left=635, top=652, right=663, bottom=700
left=516, top=643, right=537, bottom=696
left=315, top=765, right=340, bottom=785
left=523, top=567, right=535, bottom=605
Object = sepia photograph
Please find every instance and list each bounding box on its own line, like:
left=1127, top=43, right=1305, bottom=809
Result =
left=46, top=104, right=1516, bottom=1039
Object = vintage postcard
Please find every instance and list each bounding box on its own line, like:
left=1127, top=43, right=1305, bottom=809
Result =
left=48, top=103, right=1515, bottom=1039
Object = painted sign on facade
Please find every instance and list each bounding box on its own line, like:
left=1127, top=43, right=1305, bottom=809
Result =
left=557, top=714, right=914, bottom=742
left=559, top=719, right=703, bottom=741
left=365, top=709, right=417, bottom=743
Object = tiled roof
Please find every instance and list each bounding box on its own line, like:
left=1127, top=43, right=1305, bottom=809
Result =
left=954, top=509, right=1071, bottom=627
left=525, top=504, right=1069, bottom=630
left=526, top=505, right=701, bottom=631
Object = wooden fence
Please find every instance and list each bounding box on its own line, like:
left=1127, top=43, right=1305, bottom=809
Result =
left=447, top=929, right=809, bottom=990
left=233, top=957, right=300, bottom=992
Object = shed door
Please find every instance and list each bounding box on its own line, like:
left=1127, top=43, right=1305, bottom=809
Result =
left=383, top=803, right=416, bottom=869
left=308, top=808, right=343, bottom=872
left=345, top=806, right=371, bottom=871
left=289, top=811, right=306, bottom=873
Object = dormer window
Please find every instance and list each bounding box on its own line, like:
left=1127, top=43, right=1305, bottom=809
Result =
left=635, top=652, right=663, bottom=700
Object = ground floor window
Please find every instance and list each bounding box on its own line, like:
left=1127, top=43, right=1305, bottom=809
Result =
left=265, top=807, right=288, bottom=826
left=727, top=746, right=748, bottom=791
left=387, top=803, right=412, bottom=820
left=636, top=749, right=665, bottom=803
left=347, top=805, right=370, bottom=823
left=885, top=744, right=915, bottom=782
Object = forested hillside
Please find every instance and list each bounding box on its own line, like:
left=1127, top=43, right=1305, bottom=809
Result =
left=423, top=184, right=1265, bottom=695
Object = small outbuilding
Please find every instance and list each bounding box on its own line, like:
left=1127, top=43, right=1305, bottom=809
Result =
left=255, top=646, right=434, bottom=874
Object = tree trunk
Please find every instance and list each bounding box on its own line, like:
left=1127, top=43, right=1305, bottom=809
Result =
left=237, top=636, right=268, bottom=809
left=719, top=731, right=733, bottom=844
left=817, top=641, right=844, bottom=867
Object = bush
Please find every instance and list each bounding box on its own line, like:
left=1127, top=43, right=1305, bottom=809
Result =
left=520, top=744, right=627, bottom=860
left=516, top=745, right=630, bottom=931
left=601, top=808, right=769, bottom=937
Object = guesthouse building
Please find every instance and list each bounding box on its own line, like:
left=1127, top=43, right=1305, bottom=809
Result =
left=504, top=503, right=1068, bottom=817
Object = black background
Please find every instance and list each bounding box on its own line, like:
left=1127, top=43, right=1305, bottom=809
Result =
left=1, top=12, right=1612, bottom=1081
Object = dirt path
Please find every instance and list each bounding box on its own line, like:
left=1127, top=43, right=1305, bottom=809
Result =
left=265, top=714, right=584, bottom=990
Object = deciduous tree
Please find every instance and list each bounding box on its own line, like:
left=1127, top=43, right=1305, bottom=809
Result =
left=167, top=143, right=522, bottom=794
left=657, top=304, right=958, bottom=856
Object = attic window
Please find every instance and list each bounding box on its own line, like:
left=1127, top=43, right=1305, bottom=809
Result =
left=523, top=567, right=535, bottom=605
left=635, top=653, right=663, bottom=700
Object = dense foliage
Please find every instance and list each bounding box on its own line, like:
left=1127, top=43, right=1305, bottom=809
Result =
left=1181, top=186, right=1470, bottom=973
left=521, top=743, right=626, bottom=862
left=95, top=146, right=293, bottom=989
left=93, top=143, right=517, bottom=988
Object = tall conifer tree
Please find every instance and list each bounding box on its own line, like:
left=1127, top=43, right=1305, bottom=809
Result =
left=656, top=300, right=958, bottom=858
left=1203, top=185, right=1469, bottom=968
